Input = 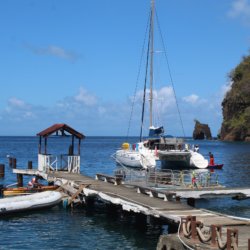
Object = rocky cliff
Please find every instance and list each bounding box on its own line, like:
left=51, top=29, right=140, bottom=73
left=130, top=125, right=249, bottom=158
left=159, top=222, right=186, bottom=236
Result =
left=220, top=54, right=250, bottom=141
left=193, top=120, right=212, bottom=140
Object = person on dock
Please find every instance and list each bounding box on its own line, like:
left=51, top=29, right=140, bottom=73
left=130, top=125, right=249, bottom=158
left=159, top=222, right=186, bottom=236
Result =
left=194, top=145, right=199, bottom=152
left=209, top=152, right=214, bottom=166
left=191, top=171, right=198, bottom=188
left=28, top=177, right=42, bottom=188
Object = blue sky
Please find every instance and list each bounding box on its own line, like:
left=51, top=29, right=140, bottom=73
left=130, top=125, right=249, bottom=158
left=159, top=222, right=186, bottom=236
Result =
left=0, top=0, right=249, bottom=137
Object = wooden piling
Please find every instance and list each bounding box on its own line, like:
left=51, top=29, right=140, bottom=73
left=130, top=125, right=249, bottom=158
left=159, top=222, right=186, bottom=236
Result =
left=187, top=197, right=195, bottom=207
left=13, top=158, right=17, bottom=169
left=17, top=174, right=23, bottom=187
left=9, top=157, right=13, bottom=167
left=0, top=164, right=5, bottom=178
left=28, top=161, right=33, bottom=169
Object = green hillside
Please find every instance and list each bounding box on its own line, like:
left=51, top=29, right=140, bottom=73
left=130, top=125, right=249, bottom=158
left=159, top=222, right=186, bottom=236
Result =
left=220, top=54, right=250, bottom=141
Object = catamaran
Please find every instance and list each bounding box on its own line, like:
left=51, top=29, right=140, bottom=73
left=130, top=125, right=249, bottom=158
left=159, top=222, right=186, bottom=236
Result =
left=115, top=0, right=208, bottom=170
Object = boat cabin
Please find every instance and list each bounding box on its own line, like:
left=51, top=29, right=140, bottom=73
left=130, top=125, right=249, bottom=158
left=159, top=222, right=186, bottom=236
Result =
left=37, top=124, right=85, bottom=173
left=144, top=137, right=186, bottom=151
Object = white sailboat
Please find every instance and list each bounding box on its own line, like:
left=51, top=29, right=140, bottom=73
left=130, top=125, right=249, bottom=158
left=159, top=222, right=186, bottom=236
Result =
left=115, top=0, right=208, bottom=170
left=114, top=0, right=158, bottom=169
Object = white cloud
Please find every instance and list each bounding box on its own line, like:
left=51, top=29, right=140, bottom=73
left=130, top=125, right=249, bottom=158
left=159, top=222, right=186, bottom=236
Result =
left=3, top=97, right=36, bottom=121
left=8, top=97, right=26, bottom=108
left=74, top=87, right=97, bottom=106
left=132, top=86, right=175, bottom=106
left=183, top=94, right=200, bottom=104
left=154, top=86, right=174, bottom=101
left=23, top=111, right=35, bottom=118
left=228, top=0, right=250, bottom=24
left=0, top=85, right=224, bottom=137
left=26, top=44, right=80, bottom=62
left=221, top=80, right=233, bottom=97
left=153, top=86, right=176, bottom=112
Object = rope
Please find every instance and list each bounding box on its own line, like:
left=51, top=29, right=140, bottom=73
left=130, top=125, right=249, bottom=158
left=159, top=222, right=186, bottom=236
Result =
left=196, top=226, right=212, bottom=243
left=231, top=234, right=238, bottom=250
left=177, top=219, right=194, bottom=250
left=155, top=10, right=186, bottom=137
left=216, top=229, right=227, bottom=250
left=126, top=10, right=151, bottom=140
left=182, top=220, right=192, bottom=238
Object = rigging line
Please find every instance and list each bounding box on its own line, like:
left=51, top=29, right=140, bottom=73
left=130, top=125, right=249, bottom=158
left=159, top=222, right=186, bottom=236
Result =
left=155, top=9, right=186, bottom=137
left=126, top=10, right=151, bottom=140
left=140, top=11, right=152, bottom=142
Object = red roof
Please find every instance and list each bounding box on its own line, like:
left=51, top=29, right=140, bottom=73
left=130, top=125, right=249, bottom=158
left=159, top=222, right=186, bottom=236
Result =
left=37, top=123, right=85, bottom=139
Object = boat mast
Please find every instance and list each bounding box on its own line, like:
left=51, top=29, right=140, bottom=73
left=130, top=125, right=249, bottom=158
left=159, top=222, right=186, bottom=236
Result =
left=149, top=0, right=155, bottom=127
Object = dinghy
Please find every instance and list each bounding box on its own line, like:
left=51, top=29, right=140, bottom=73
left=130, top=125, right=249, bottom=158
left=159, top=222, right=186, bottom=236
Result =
left=2, top=185, right=59, bottom=197
left=207, top=164, right=224, bottom=170
left=0, top=191, right=62, bottom=215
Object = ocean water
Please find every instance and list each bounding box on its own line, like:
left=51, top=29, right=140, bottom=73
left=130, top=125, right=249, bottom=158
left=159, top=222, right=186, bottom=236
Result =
left=0, top=136, right=250, bottom=249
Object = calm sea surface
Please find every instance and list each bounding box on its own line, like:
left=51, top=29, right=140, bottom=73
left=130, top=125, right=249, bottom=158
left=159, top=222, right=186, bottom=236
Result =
left=0, top=136, right=250, bottom=249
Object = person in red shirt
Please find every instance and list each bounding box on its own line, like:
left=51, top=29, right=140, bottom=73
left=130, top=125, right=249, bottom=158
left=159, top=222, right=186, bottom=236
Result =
left=209, top=152, right=214, bottom=166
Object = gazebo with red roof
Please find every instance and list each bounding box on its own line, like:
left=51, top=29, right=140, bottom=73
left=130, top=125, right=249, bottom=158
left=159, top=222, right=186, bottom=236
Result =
left=36, top=123, right=85, bottom=173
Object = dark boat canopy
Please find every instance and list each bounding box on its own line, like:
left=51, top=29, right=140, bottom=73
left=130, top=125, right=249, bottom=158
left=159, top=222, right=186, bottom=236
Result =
left=148, top=126, right=164, bottom=138
left=37, top=123, right=85, bottom=139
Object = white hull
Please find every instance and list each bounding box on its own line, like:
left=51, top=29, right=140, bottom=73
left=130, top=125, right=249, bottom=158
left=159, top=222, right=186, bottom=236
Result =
left=0, top=191, right=62, bottom=215
left=159, top=150, right=208, bottom=169
left=115, top=142, right=156, bottom=169
left=115, top=150, right=142, bottom=168
left=190, top=151, right=208, bottom=169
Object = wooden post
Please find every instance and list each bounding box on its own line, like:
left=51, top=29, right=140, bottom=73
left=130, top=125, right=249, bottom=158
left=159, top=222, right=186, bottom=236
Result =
left=191, top=216, right=197, bottom=240
left=13, top=158, right=17, bottom=169
left=0, top=164, right=5, bottom=178
left=38, top=136, right=42, bottom=154
left=211, top=225, right=217, bottom=246
left=28, top=161, right=33, bottom=169
left=227, top=229, right=238, bottom=250
left=71, top=135, right=75, bottom=155
left=45, top=137, right=47, bottom=155
left=68, top=145, right=73, bottom=155
left=78, top=139, right=81, bottom=155
left=187, top=197, right=195, bottom=207
left=9, top=157, right=13, bottom=167
left=17, top=174, right=23, bottom=187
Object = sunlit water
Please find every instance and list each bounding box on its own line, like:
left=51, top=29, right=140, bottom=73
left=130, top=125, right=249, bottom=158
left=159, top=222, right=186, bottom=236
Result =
left=0, top=136, right=249, bottom=249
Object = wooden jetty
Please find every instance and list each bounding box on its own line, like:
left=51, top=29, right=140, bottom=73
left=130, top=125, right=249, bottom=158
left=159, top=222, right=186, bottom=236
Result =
left=8, top=124, right=250, bottom=249
left=12, top=169, right=250, bottom=249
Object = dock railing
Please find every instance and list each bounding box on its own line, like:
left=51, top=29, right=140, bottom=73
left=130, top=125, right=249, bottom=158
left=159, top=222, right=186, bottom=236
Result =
left=114, top=167, right=147, bottom=186
left=115, top=167, right=220, bottom=189
left=146, top=169, right=220, bottom=188
left=38, top=154, right=80, bottom=173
